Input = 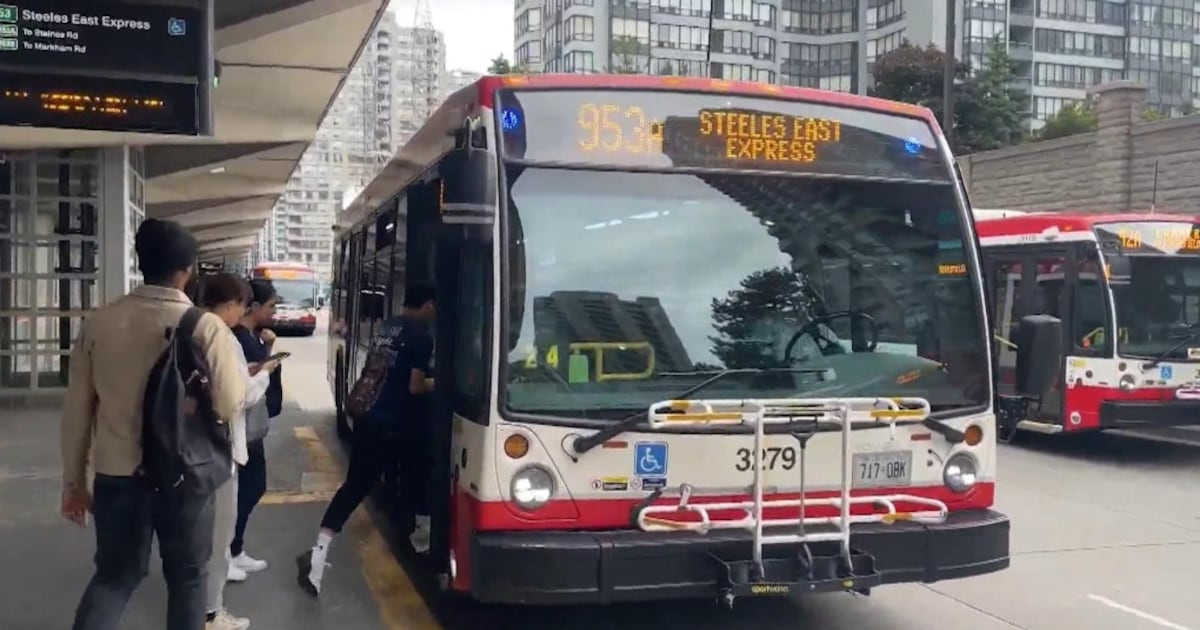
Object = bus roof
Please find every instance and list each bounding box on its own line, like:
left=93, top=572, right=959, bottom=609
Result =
left=337, top=73, right=943, bottom=230
left=975, top=211, right=1199, bottom=241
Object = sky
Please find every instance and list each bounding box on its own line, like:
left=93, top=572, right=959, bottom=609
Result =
left=387, top=0, right=514, bottom=73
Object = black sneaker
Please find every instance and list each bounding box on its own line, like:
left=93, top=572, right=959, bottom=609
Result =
left=295, top=550, right=320, bottom=597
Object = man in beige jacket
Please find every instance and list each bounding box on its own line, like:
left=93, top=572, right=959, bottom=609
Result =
left=61, top=219, right=248, bottom=630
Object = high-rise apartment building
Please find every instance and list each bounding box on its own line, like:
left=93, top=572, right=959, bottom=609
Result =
left=258, top=13, right=447, bottom=281
left=964, top=0, right=1199, bottom=121
left=515, top=1, right=1200, bottom=128
left=515, top=1, right=942, bottom=93
left=395, top=26, right=448, bottom=147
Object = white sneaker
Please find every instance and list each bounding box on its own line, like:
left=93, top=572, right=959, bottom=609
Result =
left=226, top=564, right=247, bottom=583
left=296, top=548, right=328, bottom=596
left=409, top=515, right=431, bottom=554
left=206, top=609, right=250, bottom=630
left=231, top=552, right=269, bottom=573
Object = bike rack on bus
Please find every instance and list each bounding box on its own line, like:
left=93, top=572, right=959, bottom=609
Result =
left=635, top=397, right=949, bottom=608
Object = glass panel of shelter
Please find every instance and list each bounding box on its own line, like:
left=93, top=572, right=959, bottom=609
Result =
left=0, top=150, right=102, bottom=393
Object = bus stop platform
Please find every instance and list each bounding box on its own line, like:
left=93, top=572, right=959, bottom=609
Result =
left=0, top=372, right=437, bottom=630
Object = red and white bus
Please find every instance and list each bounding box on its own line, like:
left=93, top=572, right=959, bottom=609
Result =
left=976, top=210, right=1200, bottom=438
left=327, top=74, right=1054, bottom=607
left=251, top=261, right=320, bottom=336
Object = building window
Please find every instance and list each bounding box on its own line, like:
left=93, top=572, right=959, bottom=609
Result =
left=565, top=15, right=594, bottom=42
left=1034, top=96, right=1081, bottom=120
left=867, top=0, right=905, bottom=29
left=867, top=30, right=903, bottom=62
left=779, top=0, right=857, bottom=35
left=653, top=24, right=707, bottom=50
left=563, top=50, right=595, bottom=73
left=1035, top=29, right=1125, bottom=59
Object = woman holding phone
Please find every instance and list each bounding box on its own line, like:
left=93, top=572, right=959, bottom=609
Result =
left=227, top=278, right=284, bottom=579
left=201, top=274, right=279, bottom=630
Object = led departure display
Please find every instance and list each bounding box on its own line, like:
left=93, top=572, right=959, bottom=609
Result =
left=497, top=89, right=950, bottom=181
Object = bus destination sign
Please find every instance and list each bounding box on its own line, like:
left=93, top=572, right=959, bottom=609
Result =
left=498, top=89, right=951, bottom=181
left=1097, top=221, right=1200, bottom=255
left=689, top=110, right=842, bottom=166
left=0, top=0, right=202, bottom=76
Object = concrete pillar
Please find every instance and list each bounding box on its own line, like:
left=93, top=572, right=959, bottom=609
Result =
left=98, top=146, right=147, bottom=303
left=1089, top=81, right=1146, bottom=213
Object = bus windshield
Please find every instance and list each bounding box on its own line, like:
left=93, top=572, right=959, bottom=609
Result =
left=502, top=168, right=988, bottom=419
left=1109, top=256, right=1200, bottom=360
left=271, top=278, right=318, bottom=308
left=1095, top=222, right=1200, bottom=360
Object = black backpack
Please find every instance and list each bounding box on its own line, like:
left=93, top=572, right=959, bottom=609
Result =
left=141, top=307, right=233, bottom=494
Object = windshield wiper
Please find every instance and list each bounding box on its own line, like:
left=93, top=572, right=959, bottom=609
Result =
left=1145, top=324, right=1200, bottom=367
left=570, top=367, right=834, bottom=456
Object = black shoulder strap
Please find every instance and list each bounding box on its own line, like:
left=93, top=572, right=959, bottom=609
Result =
left=177, top=306, right=206, bottom=342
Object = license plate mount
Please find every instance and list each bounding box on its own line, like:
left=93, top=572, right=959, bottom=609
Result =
left=851, top=450, right=912, bottom=488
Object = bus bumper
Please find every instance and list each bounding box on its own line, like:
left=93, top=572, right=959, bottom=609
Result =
left=1099, top=400, right=1200, bottom=428
left=469, top=508, right=1009, bottom=605
left=268, top=321, right=316, bottom=335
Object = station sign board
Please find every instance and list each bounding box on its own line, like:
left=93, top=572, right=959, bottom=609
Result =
left=0, top=0, right=210, bottom=136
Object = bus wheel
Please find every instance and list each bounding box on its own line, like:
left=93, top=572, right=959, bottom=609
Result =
left=335, top=355, right=351, bottom=440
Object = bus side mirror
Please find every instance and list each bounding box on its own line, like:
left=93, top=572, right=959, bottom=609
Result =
left=1014, top=314, right=1062, bottom=398
left=440, top=147, right=497, bottom=225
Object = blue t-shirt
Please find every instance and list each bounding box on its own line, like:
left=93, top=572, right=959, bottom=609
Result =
left=366, top=315, right=433, bottom=426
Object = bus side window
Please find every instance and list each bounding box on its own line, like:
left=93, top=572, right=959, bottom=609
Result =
left=1072, top=249, right=1109, bottom=352
left=1032, top=255, right=1065, bottom=319
left=992, top=260, right=1023, bottom=396
left=454, top=241, right=491, bottom=423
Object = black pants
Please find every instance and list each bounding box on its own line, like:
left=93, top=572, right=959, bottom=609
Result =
left=73, top=474, right=215, bottom=630
left=320, top=421, right=398, bottom=533
left=321, top=420, right=434, bottom=532
left=231, top=439, right=267, bottom=557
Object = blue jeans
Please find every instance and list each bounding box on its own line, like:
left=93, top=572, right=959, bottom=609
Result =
left=72, top=474, right=216, bottom=630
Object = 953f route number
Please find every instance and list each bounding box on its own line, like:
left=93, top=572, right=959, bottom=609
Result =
left=734, top=447, right=797, bottom=471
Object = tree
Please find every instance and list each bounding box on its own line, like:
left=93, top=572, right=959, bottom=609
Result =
left=607, top=35, right=644, bottom=73
left=709, top=267, right=816, bottom=369
left=1036, top=101, right=1097, bottom=140
left=870, top=39, right=1027, bottom=154
left=488, top=54, right=512, bottom=75
left=956, top=39, right=1029, bottom=151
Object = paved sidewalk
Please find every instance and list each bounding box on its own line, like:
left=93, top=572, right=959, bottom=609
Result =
left=0, top=386, right=388, bottom=629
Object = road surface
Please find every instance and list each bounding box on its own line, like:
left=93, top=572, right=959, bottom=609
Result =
left=285, top=322, right=1200, bottom=630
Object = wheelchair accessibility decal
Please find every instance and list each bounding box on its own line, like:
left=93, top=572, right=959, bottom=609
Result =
left=635, top=442, right=668, bottom=476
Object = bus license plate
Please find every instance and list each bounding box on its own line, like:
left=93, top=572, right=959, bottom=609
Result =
left=852, top=451, right=912, bottom=488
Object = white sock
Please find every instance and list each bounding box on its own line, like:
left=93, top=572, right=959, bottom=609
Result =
left=415, top=515, right=430, bottom=530
left=314, top=531, right=332, bottom=552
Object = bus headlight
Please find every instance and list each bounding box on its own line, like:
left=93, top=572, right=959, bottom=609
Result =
left=510, top=466, right=555, bottom=510
left=942, top=453, right=978, bottom=493
left=1119, top=373, right=1136, bottom=392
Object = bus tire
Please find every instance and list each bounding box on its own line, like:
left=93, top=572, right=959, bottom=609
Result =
left=335, top=353, right=352, bottom=441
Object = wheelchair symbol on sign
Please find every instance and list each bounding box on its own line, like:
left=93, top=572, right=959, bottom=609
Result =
left=635, top=442, right=667, bottom=476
